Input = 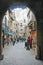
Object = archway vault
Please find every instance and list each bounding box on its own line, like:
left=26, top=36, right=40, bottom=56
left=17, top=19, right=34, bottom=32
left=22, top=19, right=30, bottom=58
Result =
left=0, top=0, right=43, bottom=60
left=0, top=0, right=43, bottom=19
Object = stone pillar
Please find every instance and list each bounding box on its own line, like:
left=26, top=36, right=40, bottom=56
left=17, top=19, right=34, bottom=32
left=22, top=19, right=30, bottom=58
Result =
left=0, top=15, right=4, bottom=60
left=36, top=19, right=43, bottom=60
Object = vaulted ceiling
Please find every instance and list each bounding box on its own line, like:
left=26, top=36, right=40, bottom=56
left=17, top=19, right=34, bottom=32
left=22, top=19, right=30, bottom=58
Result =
left=0, top=0, right=43, bottom=20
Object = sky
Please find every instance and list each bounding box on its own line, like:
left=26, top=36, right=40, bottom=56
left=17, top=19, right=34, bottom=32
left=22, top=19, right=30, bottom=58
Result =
left=10, top=6, right=26, bottom=10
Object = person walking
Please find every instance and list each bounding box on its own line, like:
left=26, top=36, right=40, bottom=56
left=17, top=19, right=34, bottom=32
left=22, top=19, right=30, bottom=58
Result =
left=26, top=37, right=30, bottom=50
left=29, top=36, right=33, bottom=49
left=13, top=37, right=16, bottom=45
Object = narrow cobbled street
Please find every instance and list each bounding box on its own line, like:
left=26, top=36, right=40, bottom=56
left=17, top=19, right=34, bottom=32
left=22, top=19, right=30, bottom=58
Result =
left=0, top=42, right=43, bottom=65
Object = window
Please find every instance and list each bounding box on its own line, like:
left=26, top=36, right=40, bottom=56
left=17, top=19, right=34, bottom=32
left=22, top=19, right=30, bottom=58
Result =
left=20, top=23, right=23, bottom=27
left=20, top=29, right=23, bottom=31
left=24, top=19, right=26, bottom=23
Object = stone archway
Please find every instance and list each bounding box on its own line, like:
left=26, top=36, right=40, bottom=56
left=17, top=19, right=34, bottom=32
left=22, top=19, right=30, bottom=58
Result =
left=0, top=0, right=43, bottom=60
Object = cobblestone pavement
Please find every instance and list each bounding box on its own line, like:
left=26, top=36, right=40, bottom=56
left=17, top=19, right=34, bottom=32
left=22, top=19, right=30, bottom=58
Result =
left=0, top=41, right=43, bottom=65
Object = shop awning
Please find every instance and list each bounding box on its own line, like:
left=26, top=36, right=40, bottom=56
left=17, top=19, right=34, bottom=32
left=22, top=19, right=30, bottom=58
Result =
left=4, top=30, right=13, bottom=35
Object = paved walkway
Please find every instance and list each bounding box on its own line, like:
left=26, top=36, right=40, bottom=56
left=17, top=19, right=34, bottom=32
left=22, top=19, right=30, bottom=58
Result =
left=0, top=42, right=43, bottom=65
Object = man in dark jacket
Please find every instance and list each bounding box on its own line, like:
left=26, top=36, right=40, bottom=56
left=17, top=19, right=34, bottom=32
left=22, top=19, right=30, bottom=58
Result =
left=26, top=37, right=30, bottom=50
